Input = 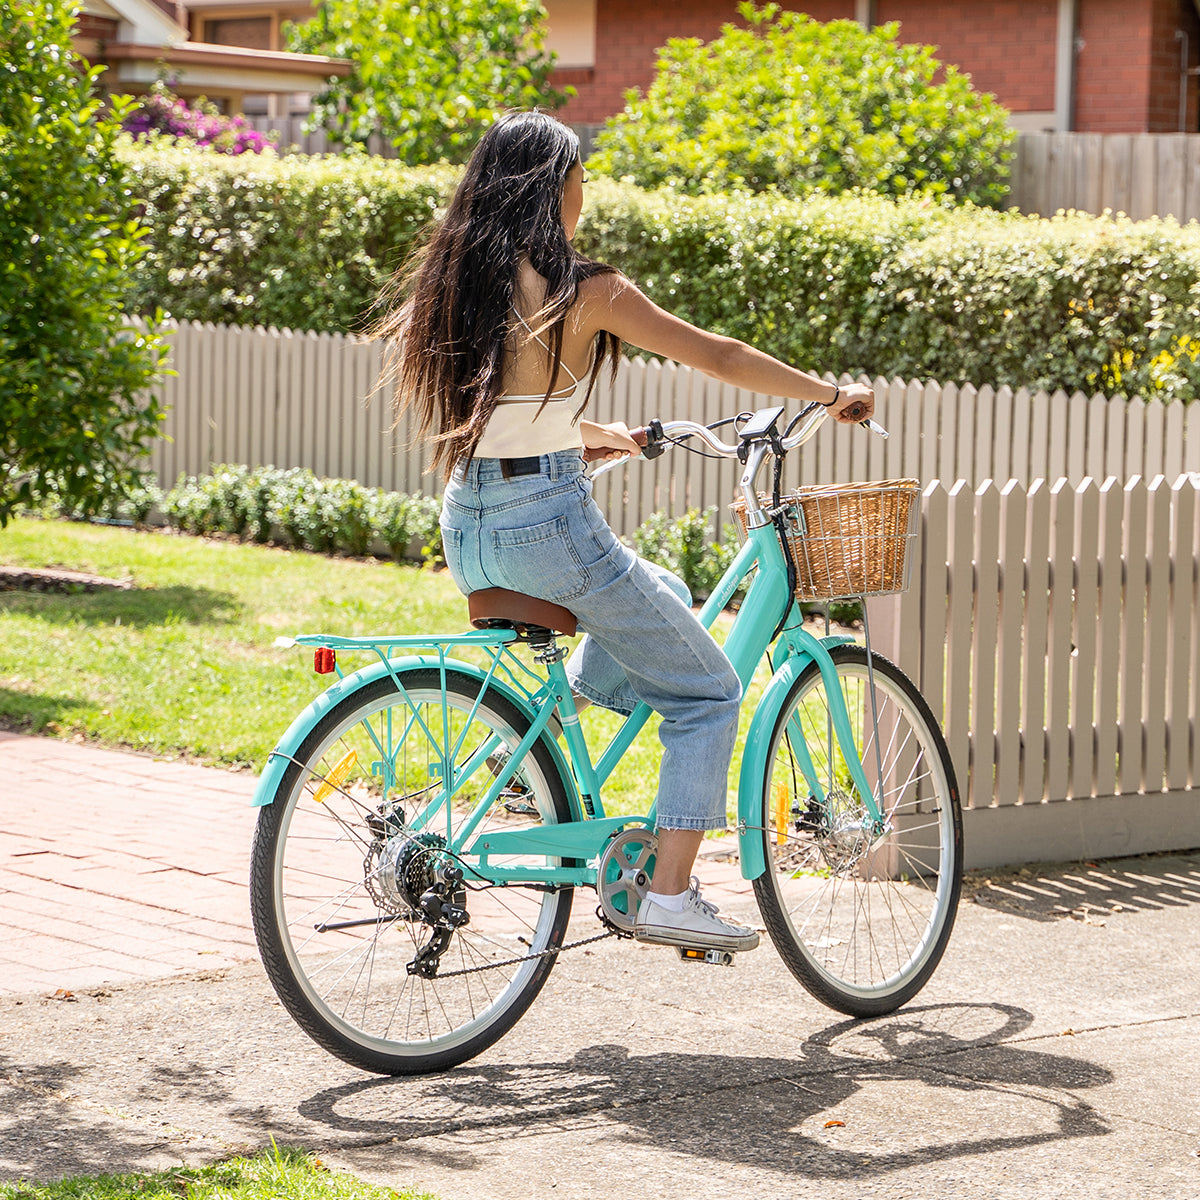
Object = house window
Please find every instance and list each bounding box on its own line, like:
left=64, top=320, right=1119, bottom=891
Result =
left=205, top=16, right=272, bottom=50
left=543, top=0, right=595, bottom=69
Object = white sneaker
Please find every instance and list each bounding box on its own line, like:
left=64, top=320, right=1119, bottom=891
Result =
left=634, top=877, right=760, bottom=952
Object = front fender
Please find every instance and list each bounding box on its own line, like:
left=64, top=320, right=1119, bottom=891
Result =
left=736, top=636, right=855, bottom=880
left=250, top=655, right=580, bottom=818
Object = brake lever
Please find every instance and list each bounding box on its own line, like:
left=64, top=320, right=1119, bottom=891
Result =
left=829, top=397, right=889, bottom=440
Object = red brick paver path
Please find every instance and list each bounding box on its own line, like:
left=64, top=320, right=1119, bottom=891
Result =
left=0, top=732, right=750, bottom=997
left=0, top=732, right=258, bottom=996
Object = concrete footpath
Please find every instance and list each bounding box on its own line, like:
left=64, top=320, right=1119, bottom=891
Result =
left=1, top=730, right=1199, bottom=1200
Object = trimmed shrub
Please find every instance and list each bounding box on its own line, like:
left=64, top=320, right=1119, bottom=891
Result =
left=632, top=507, right=739, bottom=602
left=590, top=4, right=1013, bottom=207
left=122, top=141, right=458, bottom=333
left=160, top=465, right=444, bottom=564
left=859, top=209, right=1200, bottom=398
left=119, top=146, right=1200, bottom=400
left=578, top=184, right=1200, bottom=400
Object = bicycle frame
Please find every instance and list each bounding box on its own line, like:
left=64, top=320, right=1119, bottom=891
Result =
left=252, top=507, right=883, bottom=887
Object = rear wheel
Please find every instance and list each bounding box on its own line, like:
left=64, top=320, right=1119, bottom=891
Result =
left=250, top=668, right=574, bottom=1074
left=753, top=645, right=962, bottom=1016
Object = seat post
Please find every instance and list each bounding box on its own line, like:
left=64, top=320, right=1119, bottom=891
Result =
left=531, top=637, right=565, bottom=665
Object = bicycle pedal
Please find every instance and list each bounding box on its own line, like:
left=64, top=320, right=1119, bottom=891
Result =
left=502, top=797, right=539, bottom=816
left=676, top=946, right=735, bottom=967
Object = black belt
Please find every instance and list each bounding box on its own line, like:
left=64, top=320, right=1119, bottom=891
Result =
left=499, top=455, right=541, bottom=479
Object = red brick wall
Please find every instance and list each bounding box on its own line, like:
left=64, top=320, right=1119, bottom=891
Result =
left=1075, top=0, right=1155, bottom=130
left=558, top=0, right=1200, bottom=132
left=874, top=0, right=1058, bottom=113
left=75, top=13, right=118, bottom=42
left=1061, top=0, right=1198, bottom=131
left=1147, top=0, right=1200, bottom=131
left=557, top=0, right=854, bottom=124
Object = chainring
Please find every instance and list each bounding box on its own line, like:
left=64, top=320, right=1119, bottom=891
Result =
left=596, top=827, right=658, bottom=933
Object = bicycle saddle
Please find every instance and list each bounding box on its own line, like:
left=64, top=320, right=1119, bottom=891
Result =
left=468, top=588, right=578, bottom=639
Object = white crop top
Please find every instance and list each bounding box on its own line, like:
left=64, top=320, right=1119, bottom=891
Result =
left=473, top=311, right=593, bottom=459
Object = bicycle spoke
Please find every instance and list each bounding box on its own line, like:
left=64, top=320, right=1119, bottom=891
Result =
left=251, top=667, right=574, bottom=1073
left=754, top=645, right=962, bottom=1016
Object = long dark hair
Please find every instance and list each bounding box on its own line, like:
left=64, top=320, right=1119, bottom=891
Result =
left=374, top=111, right=622, bottom=477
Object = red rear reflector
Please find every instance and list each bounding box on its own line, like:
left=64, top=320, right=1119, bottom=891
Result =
left=314, top=647, right=336, bottom=674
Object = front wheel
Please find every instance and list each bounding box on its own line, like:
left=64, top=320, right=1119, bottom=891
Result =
left=250, top=668, right=574, bottom=1074
left=753, top=645, right=962, bottom=1017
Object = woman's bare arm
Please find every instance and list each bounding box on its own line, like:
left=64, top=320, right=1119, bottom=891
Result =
left=576, top=276, right=874, bottom=423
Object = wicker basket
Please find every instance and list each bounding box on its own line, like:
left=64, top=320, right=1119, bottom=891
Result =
left=731, top=479, right=920, bottom=600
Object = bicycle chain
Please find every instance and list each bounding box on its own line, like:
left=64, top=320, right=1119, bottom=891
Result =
left=428, top=926, right=620, bottom=978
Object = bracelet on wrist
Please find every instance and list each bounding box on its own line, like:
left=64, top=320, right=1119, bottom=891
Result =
left=820, top=385, right=840, bottom=408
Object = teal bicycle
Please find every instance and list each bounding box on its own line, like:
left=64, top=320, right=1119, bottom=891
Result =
left=249, top=402, right=963, bottom=1075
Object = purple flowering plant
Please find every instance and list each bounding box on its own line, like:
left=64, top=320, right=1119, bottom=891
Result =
left=122, top=82, right=271, bottom=154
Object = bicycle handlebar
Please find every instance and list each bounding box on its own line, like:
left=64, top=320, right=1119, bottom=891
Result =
left=589, top=400, right=889, bottom=477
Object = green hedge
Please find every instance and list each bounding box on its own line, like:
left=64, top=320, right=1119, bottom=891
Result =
left=123, top=141, right=459, bottom=333
left=120, top=142, right=1200, bottom=400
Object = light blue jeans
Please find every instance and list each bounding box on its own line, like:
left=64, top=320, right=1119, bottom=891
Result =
left=440, top=450, right=742, bottom=831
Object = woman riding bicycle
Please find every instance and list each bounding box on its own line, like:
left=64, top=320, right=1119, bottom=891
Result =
left=375, top=110, right=874, bottom=954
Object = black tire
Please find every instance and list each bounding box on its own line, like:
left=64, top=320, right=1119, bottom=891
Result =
left=250, top=668, right=574, bottom=1074
left=752, top=645, right=962, bottom=1017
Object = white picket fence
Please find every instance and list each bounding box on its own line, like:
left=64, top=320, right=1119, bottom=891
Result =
left=869, top=474, right=1200, bottom=867
left=148, top=320, right=1200, bottom=543
left=146, top=319, right=1200, bottom=869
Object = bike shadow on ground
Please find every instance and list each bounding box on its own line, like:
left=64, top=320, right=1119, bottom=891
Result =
left=292, top=1002, right=1112, bottom=1180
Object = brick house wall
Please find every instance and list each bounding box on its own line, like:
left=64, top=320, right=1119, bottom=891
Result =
left=872, top=0, right=1058, bottom=113
left=75, top=13, right=119, bottom=42
left=1148, top=0, right=1200, bottom=130
left=557, top=0, right=854, bottom=124
left=556, top=0, right=1200, bottom=132
left=1075, top=0, right=1199, bottom=131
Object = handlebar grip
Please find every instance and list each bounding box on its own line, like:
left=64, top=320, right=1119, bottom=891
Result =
left=582, top=425, right=655, bottom=464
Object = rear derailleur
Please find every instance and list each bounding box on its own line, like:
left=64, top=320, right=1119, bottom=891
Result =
left=407, top=865, right=470, bottom=979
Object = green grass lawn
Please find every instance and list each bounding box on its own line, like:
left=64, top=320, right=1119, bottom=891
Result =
left=0, top=1145, right=435, bottom=1200
left=0, top=517, right=470, bottom=771
left=0, top=517, right=787, bottom=819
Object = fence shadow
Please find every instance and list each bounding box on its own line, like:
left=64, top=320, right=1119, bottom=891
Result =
left=963, top=852, right=1200, bottom=924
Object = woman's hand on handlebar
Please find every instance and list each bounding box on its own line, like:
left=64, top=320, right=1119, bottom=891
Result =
left=828, top=381, right=876, bottom=425
left=580, top=419, right=643, bottom=464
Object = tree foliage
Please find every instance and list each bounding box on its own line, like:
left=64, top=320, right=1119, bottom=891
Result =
left=287, top=0, right=568, bottom=164
left=589, top=3, right=1014, bottom=207
left=0, top=1, right=167, bottom=526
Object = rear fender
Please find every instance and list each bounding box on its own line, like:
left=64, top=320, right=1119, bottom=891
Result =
left=250, top=656, right=580, bottom=818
